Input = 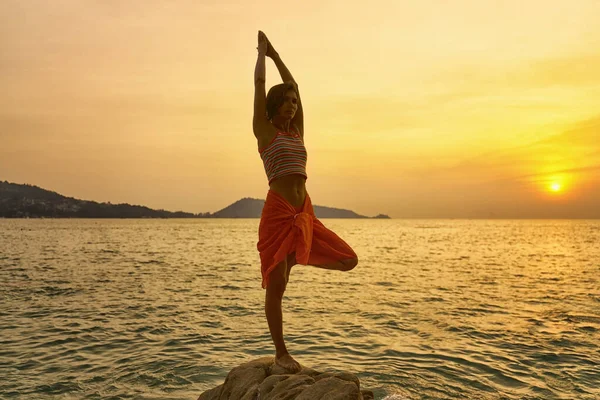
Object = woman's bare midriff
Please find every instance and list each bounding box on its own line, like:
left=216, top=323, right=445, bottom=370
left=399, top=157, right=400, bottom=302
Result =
left=257, top=125, right=307, bottom=209
left=269, top=174, right=307, bottom=209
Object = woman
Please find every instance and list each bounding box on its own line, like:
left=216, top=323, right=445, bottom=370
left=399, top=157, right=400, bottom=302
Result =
left=254, top=30, right=359, bottom=372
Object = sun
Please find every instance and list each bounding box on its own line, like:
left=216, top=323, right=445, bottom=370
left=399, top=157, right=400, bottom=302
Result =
left=550, top=182, right=562, bottom=192
left=541, top=173, right=570, bottom=195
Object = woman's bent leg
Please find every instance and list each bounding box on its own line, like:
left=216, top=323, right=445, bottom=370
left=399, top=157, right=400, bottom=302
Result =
left=264, top=257, right=301, bottom=372
left=312, top=257, right=358, bottom=271
left=305, top=217, right=358, bottom=271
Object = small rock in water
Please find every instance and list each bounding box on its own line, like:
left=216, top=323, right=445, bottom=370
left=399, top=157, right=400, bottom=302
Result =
left=197, top=356, right=372, bottom=400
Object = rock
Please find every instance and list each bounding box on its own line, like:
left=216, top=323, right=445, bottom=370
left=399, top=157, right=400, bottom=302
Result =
left=295, top=377, right=358, bottom=400
left=197, top=384, right=222, bottom=400
left=217, top=357, right=271, bottom=400
left=263, top=375, right=315, bottom=400
left=269, top=362, right=294, bottom=377
left=197, top=357, right=371, bottom=400
left=259, top=375, right=290, bottom=398
left=360, top=389, right=375, bottom=400
left=297, top=367, right=320, bottom=378
left=313, top=372, right=335, bottom=382
left=332, top=372, right=360, bottom=390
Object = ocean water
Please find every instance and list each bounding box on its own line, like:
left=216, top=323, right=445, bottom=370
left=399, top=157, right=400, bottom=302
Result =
left=1, top=218, right=599, bottom=400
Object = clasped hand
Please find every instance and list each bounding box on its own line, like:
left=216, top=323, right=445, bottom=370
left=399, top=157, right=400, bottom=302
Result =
left=257, top=30, right=278, bottom=58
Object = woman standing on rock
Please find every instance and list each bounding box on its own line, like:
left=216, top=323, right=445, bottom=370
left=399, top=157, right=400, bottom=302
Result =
left=253, top=30, right=359, bottom=373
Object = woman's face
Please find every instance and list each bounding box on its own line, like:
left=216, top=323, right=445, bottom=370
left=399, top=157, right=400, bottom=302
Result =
left=277, top=90, right=298, bottom=118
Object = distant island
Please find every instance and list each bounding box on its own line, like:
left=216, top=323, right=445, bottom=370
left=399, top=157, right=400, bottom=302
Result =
left=0, top=180, right=390, bottom=219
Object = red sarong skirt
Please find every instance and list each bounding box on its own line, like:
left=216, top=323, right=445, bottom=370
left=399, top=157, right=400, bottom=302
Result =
left=257, top=189, right=357, bottom=289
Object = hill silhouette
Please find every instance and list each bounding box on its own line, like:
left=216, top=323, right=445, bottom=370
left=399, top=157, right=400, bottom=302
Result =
left=0, top=180, right=204, bottom=218
left=0, top=180, right=390, bottom=219
left=210, top=197, right=385, bottom=218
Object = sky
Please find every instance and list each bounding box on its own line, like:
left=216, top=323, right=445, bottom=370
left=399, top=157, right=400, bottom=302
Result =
left=1, top=0, right=599, bottom=218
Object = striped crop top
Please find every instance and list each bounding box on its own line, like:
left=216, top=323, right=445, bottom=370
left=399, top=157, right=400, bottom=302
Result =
left=258, top=130, right=308, bottom=185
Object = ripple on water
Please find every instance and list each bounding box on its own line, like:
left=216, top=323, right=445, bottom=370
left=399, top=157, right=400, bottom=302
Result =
left=36, top=381, right=84, bottom=396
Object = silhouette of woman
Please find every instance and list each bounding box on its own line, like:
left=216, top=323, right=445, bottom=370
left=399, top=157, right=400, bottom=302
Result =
left=253, top=30, right=359, bottom=372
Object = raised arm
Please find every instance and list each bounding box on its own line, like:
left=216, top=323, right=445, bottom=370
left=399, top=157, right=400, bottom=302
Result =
left=266, top=36, right=304, bottom=137
left=253, top=33, right=270, bottom=138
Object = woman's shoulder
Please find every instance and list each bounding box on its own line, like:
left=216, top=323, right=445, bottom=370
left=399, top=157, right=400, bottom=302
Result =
left=256, top=123, right=278, bottom=151
left=291, top=123, right=303, bottom=137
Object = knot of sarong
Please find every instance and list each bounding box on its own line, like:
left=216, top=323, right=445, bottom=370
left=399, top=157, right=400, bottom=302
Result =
left=293, top=211, right=313, bottom=265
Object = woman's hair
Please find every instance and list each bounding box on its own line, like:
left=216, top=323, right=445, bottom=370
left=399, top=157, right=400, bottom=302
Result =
left=266, top=82, right=298, bottom=120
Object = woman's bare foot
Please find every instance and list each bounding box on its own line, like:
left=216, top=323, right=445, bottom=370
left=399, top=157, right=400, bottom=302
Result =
left=275, top=353, right=301, bottom=373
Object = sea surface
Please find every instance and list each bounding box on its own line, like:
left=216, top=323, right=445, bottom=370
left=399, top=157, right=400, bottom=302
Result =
left=1, top=219, right=599, bottom=400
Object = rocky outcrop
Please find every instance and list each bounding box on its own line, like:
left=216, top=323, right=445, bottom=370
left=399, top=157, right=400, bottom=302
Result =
left=372, top=214, right=391, bottom=219
left=0, top=181, right=205, bottom=218
left=197, top=357, right=374, bottom=400
left=211, top=198, right=376, bottom=219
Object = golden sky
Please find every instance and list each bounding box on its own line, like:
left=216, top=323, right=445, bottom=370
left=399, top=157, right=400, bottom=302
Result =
left=2, top=0, right=599, bottom=218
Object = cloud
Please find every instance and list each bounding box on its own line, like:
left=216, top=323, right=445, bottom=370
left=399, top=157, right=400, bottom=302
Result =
left=514, top=52, right=600, bottom=89
left=534, top=115, right=600, bottom=147
left=407, top=114, right=600, bottom=186
left=433, top=51, right=600, bottom=95
left=490, top=165, right=600, bottom=187
left=312, top=95, right=419, bottom=134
